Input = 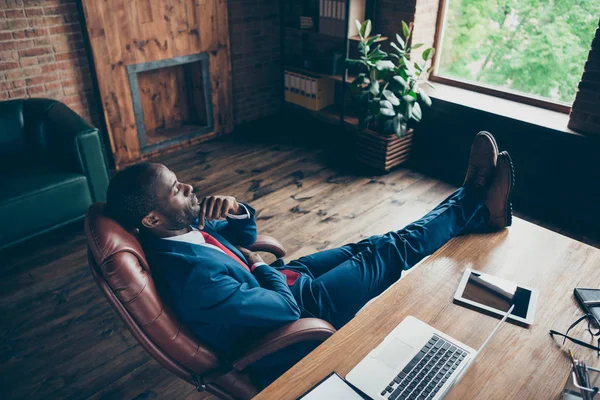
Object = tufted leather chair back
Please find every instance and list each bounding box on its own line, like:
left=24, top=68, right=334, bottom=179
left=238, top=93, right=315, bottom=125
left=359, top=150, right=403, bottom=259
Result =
left=0, top=99, right=57, bottom=159
left=84, top=202, right=222, bottom=385
left=0, top=98, right=92, bottom=172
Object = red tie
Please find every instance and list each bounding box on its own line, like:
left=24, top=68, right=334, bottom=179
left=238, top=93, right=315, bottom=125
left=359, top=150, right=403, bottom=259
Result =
left=201, top=231, right=300, bottom=285
left=201, top=232, right=251, bottom=273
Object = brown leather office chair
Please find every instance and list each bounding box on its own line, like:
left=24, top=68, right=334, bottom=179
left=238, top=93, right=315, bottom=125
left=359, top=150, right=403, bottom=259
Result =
left=84, top=202, right=336, bottom=399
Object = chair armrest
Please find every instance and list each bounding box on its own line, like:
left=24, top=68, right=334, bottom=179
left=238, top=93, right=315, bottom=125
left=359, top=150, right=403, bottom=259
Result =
left=246, top=235, right=286, bottom=258
left=45, top=102, right=110, bottom=202
left=231, top=318, right=336, bottom=372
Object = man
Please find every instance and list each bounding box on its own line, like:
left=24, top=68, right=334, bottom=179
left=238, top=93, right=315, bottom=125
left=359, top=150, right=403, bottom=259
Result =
left=106, top=132, right=513, bottom=388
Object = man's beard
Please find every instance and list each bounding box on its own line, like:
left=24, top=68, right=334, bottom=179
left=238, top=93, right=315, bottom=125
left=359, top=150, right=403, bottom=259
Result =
left=160, top=205, right=197, bottom=231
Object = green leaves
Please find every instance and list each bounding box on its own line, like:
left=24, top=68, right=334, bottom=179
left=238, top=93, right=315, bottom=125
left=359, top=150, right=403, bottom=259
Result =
left=412, top=102, right=422, bottom=121
left=366, top=34, right=382, bottom=46
left=351, top=74, right=370, bottom=90
left=348, top=19, right=436, bottom=134
left=369, top=80, right=380, bottom=96
left=422, top=48, right=435, bottom=61
left=395, top=34, right=405, bottom=49
left=403, top=57, right=416, bottom=76
left=393, top=75, right=407, bottom=88
left=418, top=88, right=432, bottom=106
left=382, top=90, right=400, bottom=106
left=390, top=42, right=404, bottom=55
left=379, top=99, right=393, bottom=109
left=358, top=20, right=372, bottom=39
left=358, top=41, right=370, bottom=54
left=380, top=108, right=396, bottom=117
left=369, top=49, right=388, bottom=63
left=376, top=60, right=395, bottom=71
left=401, top=21, right=411, bottom=39
left=402, top=94, right=416, bottom=104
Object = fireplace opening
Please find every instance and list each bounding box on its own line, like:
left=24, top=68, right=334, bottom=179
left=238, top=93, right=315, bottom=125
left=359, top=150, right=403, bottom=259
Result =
left=127, top=53, right=213, bottom=154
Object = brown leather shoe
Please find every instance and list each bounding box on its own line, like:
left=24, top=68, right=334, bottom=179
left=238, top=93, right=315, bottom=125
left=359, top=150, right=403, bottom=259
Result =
left=463, top=131, right=499, bottom=188
left=485, top=151, right=514, bottom=229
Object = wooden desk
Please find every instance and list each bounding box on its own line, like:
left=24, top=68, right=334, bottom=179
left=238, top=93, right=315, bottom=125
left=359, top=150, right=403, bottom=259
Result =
left=255, top=218, right=600, bottom=399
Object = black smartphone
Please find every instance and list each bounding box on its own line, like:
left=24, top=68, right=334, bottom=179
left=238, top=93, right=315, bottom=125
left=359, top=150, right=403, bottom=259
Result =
left=574, top=288, right=600, bottom=326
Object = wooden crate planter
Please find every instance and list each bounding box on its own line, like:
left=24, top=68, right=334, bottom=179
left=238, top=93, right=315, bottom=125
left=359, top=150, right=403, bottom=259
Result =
left=355, top=128, right=414, bottom=172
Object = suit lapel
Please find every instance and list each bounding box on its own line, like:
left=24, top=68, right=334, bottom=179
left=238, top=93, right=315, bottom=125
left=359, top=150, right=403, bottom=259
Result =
left=201, top=225, right=248, bottom=263
left=140, top=226, right=249, bottom=264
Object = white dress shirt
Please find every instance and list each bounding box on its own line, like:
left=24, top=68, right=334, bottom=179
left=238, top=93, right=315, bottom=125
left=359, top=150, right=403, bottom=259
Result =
left=163, top=204, right=266, bottom=270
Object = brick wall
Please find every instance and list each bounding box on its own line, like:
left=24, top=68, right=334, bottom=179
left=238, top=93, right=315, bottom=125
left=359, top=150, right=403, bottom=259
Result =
left=412, top=0, right=439, bottom=61
left=0, top=0, right=99, bottom=124
left=228, top=0, right=282, bottom=125
left=569, top=21, right=600, bottom=136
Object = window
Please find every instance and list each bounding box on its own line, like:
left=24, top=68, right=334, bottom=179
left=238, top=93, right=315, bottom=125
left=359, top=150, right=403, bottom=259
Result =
left=432, top=0, right=600, bottom=110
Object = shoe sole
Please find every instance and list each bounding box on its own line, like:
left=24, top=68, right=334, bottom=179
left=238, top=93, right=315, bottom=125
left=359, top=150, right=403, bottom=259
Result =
left=478, top=131, right=499, bottom=155
left=501, top=151, right=515, bottom=227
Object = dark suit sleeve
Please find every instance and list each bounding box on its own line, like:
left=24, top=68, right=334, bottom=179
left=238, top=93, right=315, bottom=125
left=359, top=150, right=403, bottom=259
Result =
left=182, top=263, right=301, bottom=328
left=203, top=202, right=257, bottom=247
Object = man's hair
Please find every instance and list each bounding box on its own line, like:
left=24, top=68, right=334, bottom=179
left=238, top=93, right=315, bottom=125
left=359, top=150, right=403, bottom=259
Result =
left=106, top=163, right=161, bottom=229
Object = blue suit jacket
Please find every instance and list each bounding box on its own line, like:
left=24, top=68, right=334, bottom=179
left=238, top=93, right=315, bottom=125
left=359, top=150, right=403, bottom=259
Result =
left=140, top=203, right=307, bottom=358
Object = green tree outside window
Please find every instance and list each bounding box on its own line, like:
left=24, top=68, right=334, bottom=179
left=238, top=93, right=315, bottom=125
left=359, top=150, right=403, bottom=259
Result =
left=437, top=0, right=600, bottom=104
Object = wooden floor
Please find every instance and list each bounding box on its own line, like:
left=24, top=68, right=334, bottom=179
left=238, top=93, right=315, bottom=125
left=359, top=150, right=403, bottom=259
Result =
left=0, top=134, right=597, bottom=400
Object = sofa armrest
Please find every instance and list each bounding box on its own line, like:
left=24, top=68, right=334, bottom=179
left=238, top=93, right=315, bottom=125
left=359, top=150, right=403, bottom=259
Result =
left=231, top=318, right=336, bottom=372
left=246, top=235, right=286, bottom=258
left=45, top=102, right=110, bottom=202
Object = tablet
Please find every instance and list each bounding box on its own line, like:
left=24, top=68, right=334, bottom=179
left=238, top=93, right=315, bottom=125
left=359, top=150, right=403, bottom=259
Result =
left=454, top=268, right=538, bottom=325
left=298, top=372, right=367, bottom=400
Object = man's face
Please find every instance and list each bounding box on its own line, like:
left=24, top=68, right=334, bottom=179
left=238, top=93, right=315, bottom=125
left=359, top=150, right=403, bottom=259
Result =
left=150, top=164, right=200, bottom=231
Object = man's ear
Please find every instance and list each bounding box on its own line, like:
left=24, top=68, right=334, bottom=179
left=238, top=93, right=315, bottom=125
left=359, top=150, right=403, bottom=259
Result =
left=141, top=211, right=161, bottom=229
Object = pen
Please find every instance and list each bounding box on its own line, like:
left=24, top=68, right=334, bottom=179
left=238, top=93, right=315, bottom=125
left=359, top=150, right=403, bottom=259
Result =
left=583, top=362, right=591, bottom=400
left=569, top=350, right=581, bottom=386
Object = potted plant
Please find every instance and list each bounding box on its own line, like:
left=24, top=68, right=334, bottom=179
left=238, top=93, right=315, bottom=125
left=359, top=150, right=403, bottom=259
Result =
left=347, top=20, right=435, bottom=172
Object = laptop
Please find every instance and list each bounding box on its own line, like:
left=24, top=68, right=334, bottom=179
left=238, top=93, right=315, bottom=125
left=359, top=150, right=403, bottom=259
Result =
left=346, top=306, right=513, bottom=400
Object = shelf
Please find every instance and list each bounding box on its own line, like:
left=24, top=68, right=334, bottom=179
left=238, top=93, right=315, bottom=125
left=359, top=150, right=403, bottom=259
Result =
left=284, top=26, right=345, bottom=41
left=284, top=102, right=359, bottom=130
left=328, top=73, right=358, bottom=83
left=349, top=35, right=388, bottom=43
left=284, top=27, right=387, bottom=44
left=284, top=65, right=357, bottom=84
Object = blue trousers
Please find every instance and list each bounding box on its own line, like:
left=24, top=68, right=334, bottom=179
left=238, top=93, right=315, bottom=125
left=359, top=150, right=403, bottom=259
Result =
left=288, top=186, right=489, bottom=329
left=251, top=186, right=489, bottom=388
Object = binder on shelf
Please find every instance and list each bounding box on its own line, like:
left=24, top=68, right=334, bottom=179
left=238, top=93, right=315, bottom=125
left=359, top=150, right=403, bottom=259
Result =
left=283, top=69, right=335, bottom=111
left=299, top=16, right=314, bottom=29
left=319, top=0, right=365, bottom=38
left=284, top=72, right=290, bottom=92
left=334, top=0, right=344, bottom=37
left=338, top=1, right=347, bottom=37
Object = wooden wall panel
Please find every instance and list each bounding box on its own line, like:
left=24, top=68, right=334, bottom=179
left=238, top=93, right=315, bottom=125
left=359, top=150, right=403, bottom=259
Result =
left=81, top=0, right=233, bottom=169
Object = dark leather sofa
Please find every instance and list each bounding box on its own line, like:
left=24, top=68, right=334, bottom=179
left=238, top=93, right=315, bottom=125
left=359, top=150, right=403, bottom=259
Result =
left=0, top=98, right=110, bottom=251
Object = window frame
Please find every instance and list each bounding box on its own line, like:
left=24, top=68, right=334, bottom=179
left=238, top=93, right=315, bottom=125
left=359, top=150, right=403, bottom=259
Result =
left=429, top=0, right=573, bottom=114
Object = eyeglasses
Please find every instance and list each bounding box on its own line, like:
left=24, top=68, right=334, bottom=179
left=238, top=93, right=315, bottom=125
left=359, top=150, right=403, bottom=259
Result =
left=550, top=314, right=600, bottom=356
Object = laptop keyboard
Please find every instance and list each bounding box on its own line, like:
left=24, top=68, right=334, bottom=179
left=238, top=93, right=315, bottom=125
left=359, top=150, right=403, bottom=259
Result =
left=380, top=335, right=468, bottom=400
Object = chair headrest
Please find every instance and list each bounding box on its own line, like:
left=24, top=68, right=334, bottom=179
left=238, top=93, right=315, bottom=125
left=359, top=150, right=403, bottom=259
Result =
left=85, top=202, right=148, bottom=271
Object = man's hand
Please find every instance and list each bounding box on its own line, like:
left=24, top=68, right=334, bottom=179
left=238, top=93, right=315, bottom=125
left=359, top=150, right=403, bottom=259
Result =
left=237, top=247, right=265, bottom=268
left=198, top=195, right=241, bottom=229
